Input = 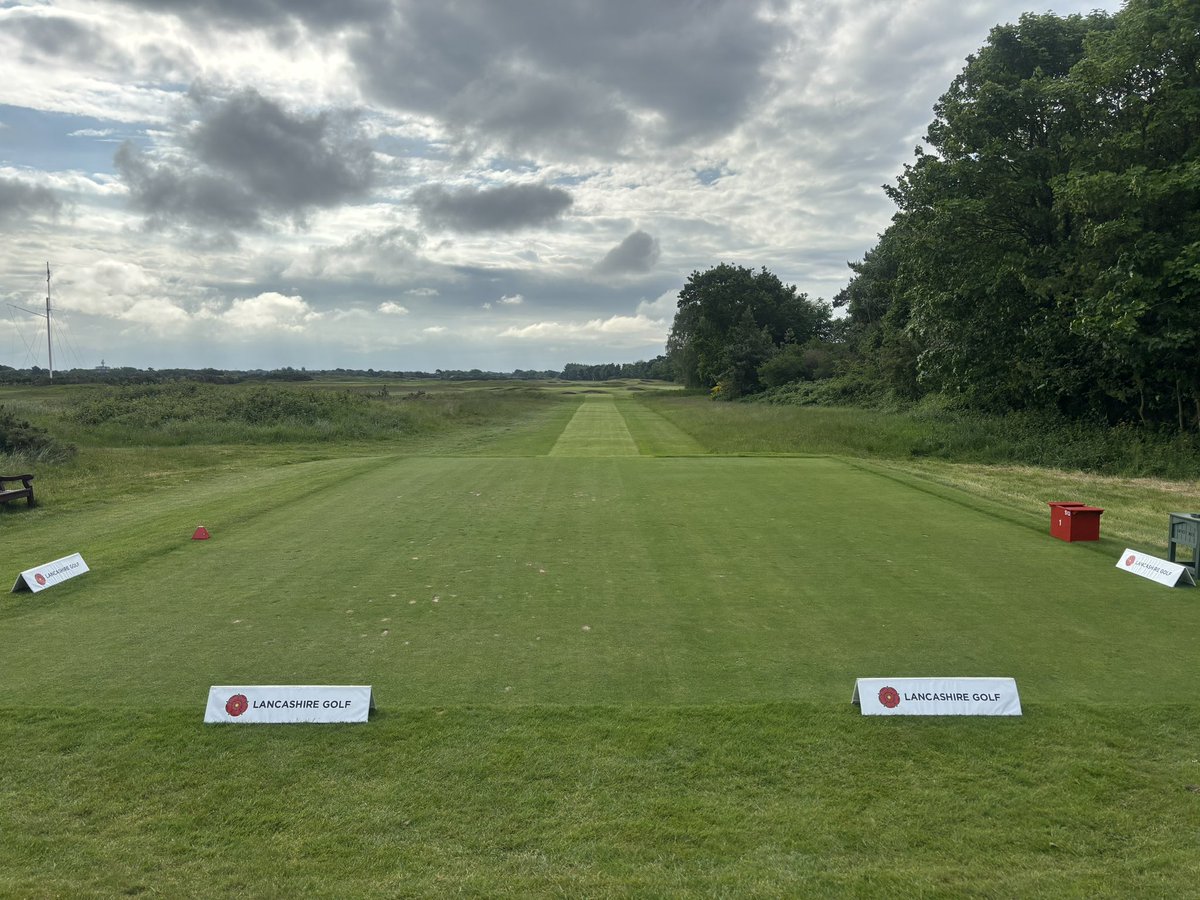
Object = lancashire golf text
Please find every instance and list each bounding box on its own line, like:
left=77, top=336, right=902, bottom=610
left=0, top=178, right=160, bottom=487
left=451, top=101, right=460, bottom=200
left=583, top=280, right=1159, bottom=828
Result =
left=903, top=692, right=1002, bottom=702
left=251, top=699, right=354, bottom=709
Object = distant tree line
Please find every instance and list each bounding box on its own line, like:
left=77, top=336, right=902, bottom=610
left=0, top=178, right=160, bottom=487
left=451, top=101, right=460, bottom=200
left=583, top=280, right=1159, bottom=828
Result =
left=561, top=357, right=673, bottom=381
left=666, top=0, right=1200, bottom=431
left=0, top=363, right=663, bottom=385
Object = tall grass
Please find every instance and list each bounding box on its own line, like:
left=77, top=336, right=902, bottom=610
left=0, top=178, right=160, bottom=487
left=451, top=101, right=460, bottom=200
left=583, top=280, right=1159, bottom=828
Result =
left=639, top=394, right=1200, bottom=479
left=0, top=404, right=75, bottom=469
left=31, top=382, right=553, bottom=447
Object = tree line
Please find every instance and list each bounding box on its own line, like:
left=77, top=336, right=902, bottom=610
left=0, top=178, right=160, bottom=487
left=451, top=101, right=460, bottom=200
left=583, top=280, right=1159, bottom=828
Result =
left=560, top=358, right=673, bottom=381
left=0, top=362, right=661, bottom=385
left=667, top=0, right=1200, bottom=431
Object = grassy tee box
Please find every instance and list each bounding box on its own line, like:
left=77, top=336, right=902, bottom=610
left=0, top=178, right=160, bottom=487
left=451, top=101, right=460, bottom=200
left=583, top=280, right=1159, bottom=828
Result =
left=2, top=384, right=1199, bottom=895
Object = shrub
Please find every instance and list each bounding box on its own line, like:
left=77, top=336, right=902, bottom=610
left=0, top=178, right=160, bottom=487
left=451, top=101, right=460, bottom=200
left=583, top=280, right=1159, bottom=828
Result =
left=0, top=405, right=76, bottom=463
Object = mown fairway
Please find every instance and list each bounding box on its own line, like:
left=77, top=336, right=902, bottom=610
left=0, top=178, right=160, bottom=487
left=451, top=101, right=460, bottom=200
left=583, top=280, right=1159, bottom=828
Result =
left=3, top=388, right=1199, bottom=896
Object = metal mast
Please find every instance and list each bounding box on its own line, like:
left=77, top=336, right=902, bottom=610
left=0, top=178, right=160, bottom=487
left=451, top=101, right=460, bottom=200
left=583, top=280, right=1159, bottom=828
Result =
left=46, top=262, right=53, bottom=381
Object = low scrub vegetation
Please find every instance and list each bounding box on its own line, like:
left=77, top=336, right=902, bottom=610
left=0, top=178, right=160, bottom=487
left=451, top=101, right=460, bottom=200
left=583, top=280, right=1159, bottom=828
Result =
left=642, top=393, right=1200, bottom=479
left=45, top=382, right=549, bottom=446
left=0, top=404, right=75, bottom=466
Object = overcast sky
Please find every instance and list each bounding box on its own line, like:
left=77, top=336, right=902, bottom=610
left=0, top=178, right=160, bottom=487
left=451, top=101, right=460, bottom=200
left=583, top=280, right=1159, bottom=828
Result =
left=0, top=0, right=1123, bottom=373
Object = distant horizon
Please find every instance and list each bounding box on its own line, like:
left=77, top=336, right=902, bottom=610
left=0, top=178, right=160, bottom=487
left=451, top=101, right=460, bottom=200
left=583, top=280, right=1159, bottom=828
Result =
left=0, top=358, right=668, bottom=379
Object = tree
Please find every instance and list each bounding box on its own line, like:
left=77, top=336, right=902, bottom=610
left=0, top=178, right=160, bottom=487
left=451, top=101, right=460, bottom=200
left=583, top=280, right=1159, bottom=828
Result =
left=667, top=263, right=831, bottom=396
left=837, top=226, right=923, bottom=400
left=1055, top=0, right=1200, bottom=427
left=842, top=12, right=1118, bottom=413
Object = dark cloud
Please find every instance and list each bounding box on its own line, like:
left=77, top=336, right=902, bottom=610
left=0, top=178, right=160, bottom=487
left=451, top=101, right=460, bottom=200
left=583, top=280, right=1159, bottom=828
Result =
left=595, top=230, right=661, bottom=275
left=115, top=88, right=375, bottom=233
left=351, top=0, right=783, bottom=155
left=0, top=177, right=62, bottom=228
left=188, top=89, right=375, bottom=211
left=0, top=13, right=131, bottom=69
left=115, top=142, right=261, bottom=233
left=450, top=71, right=632, bottom=157
left=413, top=183, right=572, bottom=232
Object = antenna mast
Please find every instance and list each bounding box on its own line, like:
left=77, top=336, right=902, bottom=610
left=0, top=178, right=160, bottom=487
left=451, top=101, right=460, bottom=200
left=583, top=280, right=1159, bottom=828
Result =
left=46, top=262, right=54, bottom=381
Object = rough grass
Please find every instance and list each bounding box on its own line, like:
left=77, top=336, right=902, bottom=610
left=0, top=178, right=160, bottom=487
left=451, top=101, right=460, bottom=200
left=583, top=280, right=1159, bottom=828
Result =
left=641, top=393, right=1200, bottom=478
left=889, top=460, right=1200, bottom=552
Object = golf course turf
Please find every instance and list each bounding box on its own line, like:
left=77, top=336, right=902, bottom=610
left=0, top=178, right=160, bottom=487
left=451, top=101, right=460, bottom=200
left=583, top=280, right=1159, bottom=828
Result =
left=2, top=388, right=1198, bottom=896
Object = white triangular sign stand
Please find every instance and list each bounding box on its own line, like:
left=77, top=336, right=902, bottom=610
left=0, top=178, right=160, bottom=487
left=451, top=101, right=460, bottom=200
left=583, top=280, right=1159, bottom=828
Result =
left=1116, top=549, right=1195, bottom=587
left=12, top=553, right=89, bottom=593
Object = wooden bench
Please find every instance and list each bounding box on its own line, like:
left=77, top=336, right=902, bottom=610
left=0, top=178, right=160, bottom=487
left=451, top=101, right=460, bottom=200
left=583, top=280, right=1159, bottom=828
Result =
left=0, top=474, right=35, bottom=507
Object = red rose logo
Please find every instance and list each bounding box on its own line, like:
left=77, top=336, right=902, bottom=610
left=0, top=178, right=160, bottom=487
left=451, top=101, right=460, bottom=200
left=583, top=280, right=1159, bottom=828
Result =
left=878, top=686, right=901, bottom=709
left=34, top=573, right=46, bottom=586
left=225, top=694, right=249, bottom=717
left=1125, top=555, right=1136, bottom=567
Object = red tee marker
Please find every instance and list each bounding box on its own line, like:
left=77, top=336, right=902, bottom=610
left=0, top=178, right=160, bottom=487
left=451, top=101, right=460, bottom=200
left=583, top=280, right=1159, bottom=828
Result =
left=192, top=525, right=211, bottom=540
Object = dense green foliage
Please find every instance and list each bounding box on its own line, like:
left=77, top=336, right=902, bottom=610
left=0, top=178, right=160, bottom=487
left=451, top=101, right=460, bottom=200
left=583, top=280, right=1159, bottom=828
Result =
left=841, top=0, right=1200, bottom=430
left=561, top=356, right=673, bottom=381
left=660, top=2, right=1200, bottom=433
left=666, top=263, right=833, bottom=397
left=60, top=382, right=401, bottom=445
left=0, top=404, right=74, bottom=463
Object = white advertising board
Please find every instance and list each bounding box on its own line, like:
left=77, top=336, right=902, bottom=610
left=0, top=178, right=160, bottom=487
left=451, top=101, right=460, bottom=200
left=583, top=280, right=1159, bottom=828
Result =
left=1116, top=549, right=1195, bottom=587
left=204, top=685, right=375, bottom=724
left=853, top=677, right=1022, bottom=716
left=11, top=552, right=89, bottom=593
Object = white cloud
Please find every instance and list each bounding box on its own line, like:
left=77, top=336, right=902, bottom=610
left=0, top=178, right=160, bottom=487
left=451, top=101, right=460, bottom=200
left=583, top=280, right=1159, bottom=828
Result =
left=499, top=313, right=667, bottom=345
left=636, top=289, right=678, bottom=322
left=120, top=296, right=192, bottom=330
left=90, top=258, right=156, bottom=295
left=378, top=301, right=409, bottom=315
left=218, top=292, right=321, bottom=333
left=422, top=325, right=447, bottom=334
left=498, top=293, right=524, bottom=305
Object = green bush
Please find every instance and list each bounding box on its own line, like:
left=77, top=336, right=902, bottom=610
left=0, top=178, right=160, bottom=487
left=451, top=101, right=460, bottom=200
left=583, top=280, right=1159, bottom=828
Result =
left=0, top=405, right=76, bottom=463
left=53, top=381, right=556, bottom=447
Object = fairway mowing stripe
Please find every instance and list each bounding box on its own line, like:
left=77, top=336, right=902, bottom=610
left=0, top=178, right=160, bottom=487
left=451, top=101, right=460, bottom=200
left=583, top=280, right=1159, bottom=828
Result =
left=617, top=397, right=707, bottom=456
left=548, top=397, right=639, bottom=457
